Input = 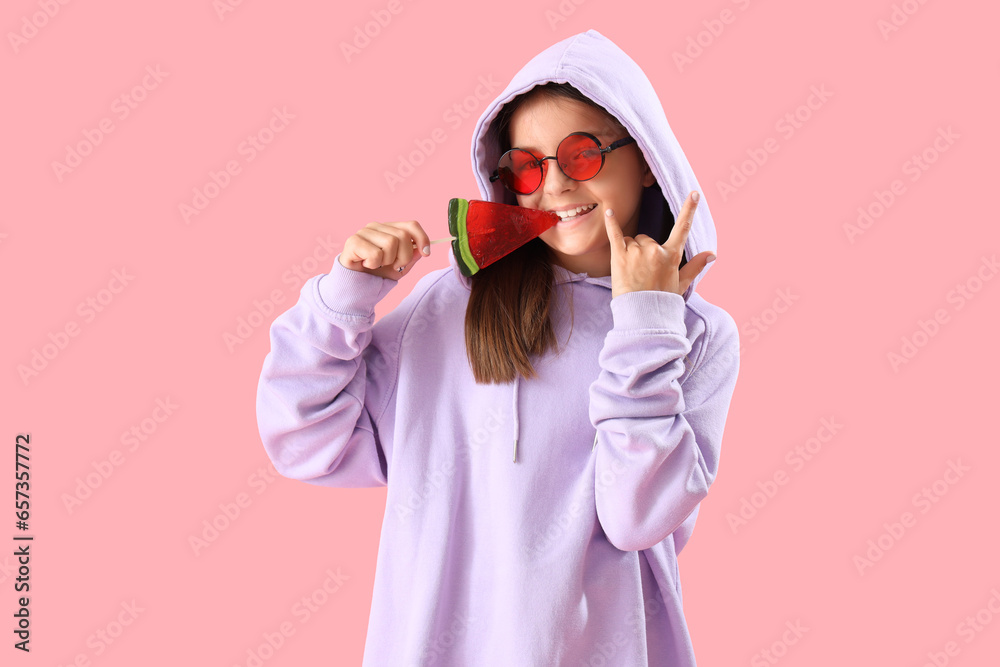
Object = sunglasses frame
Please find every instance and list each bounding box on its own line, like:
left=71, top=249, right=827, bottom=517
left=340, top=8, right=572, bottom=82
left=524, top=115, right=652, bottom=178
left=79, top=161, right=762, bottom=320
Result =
left=490, top=132, right=637, bottom=195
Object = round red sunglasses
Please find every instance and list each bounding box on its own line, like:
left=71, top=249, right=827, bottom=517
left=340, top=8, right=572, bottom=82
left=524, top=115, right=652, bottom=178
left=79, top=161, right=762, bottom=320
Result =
left=490, top=132, right=637, bottom=195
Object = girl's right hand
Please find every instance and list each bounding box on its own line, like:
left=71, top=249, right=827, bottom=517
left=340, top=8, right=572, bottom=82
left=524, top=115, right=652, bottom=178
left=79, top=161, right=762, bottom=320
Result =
left=338, top=220, right=432, bottom=281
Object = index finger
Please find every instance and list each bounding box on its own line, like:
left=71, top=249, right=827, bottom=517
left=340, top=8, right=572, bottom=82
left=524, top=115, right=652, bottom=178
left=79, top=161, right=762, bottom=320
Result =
left=604, top=208, right=625, bottom=255
left=397, top=220, right=433, bottom=255
left=664, top=191, right=699, bottom=251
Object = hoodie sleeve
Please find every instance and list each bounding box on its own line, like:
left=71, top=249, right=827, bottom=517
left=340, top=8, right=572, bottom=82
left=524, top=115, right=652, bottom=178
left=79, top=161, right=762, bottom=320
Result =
left=255, top=253, right=403, bottom=488
left=589, top=289, right=739, bottom=552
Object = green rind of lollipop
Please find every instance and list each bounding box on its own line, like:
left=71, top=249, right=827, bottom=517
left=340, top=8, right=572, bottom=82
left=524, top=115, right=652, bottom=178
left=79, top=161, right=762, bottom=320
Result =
left=448, top=197, right=478, bottom=278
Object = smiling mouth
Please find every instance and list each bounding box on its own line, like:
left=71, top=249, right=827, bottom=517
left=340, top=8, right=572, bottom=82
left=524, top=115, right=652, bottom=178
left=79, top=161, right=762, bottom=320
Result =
left=551, top=203, right=598, bottom=221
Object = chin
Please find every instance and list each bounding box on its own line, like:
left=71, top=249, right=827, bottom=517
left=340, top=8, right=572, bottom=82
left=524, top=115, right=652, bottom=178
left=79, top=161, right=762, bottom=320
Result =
left=540, top=232, right=609, bottom=261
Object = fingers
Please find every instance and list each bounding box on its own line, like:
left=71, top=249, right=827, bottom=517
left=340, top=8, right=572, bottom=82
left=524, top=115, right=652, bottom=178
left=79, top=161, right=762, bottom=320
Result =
left=351, top=221, right=429, bottom=271
left=663, top=191, right=699, bottom=256
left=604, top=208, right=625, bottom=254
left=678, top=250, right=718, bottom=291
left=400, top=220, right=432, bottom=258
left=604, top=191, right=710, bottom=298
left=351, top=226, right=395, bottom=269
left=383, top=220, right=432, bottom=265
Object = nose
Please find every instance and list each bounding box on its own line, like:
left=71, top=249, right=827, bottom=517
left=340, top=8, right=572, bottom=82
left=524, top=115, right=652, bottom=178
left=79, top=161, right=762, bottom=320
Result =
left=540, top=157, right=575, bottom=196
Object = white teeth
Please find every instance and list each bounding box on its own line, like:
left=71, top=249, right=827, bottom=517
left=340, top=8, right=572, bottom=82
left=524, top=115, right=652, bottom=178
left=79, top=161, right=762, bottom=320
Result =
left=553, top=204, right=597, bottom=219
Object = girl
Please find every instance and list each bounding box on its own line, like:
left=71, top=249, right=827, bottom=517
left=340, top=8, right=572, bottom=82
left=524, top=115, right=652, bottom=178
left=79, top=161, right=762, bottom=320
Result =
left=256, top=29, right=739, bottom=666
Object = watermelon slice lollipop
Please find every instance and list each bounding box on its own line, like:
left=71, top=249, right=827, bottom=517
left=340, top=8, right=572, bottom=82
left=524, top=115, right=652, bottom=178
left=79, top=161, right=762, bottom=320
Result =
left=448, top=198, right=560, bottom=277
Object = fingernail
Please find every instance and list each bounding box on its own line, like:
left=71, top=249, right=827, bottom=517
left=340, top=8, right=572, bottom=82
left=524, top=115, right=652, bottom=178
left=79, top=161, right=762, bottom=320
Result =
left=422, top=245, right=430, bottom=255
left=692, top=191, right=700, bottom=203
left=605, top=209, right=614, bottom=217
left=706, top=253, right=717, bottom=263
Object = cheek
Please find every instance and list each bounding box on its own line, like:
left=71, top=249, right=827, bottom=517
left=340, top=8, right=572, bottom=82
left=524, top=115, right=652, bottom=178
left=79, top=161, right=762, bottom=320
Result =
left=608, top=169, right=645, bottom=205
left=515, top=193, right=540, bottom=208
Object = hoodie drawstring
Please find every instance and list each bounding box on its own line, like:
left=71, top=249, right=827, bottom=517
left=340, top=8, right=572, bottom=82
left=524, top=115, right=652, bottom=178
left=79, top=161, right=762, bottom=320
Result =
left=512, top=374, right=520, bottom=463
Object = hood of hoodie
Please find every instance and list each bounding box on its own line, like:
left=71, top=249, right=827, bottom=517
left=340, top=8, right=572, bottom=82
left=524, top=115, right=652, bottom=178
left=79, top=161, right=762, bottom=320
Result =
left=443, top=29, right=722, bottom=466
left=446, top=28, right=718, bottom=303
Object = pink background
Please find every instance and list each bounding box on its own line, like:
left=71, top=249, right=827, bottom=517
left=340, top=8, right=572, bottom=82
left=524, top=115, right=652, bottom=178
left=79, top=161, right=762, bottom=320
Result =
left=4, top=1, right=999, bottom=665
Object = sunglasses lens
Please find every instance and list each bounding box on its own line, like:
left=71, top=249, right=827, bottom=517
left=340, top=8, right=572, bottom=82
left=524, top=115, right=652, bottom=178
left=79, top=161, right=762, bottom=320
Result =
left=498, top=149, right=541, bottom=194
left=558, top=134, right=603, bottom=180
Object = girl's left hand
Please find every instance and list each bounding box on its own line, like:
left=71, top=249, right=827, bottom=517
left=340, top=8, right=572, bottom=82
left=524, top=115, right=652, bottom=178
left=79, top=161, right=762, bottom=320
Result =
left=604, top=190, right=717, bottom=300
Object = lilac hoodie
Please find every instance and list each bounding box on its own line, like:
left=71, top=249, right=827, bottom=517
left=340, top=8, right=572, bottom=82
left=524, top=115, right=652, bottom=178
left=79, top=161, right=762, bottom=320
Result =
left=256, top=29, right=739, bottom=666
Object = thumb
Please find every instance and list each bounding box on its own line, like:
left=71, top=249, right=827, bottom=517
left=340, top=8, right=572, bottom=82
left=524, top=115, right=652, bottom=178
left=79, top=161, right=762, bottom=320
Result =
left=680, top=250, right=717, bottom=285
left=604, top=208, right=624, bottom=253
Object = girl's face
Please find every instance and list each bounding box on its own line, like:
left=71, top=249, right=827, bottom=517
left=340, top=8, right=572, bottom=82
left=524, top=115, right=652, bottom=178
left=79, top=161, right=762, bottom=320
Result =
left=507, top=94, right=655, bottom=277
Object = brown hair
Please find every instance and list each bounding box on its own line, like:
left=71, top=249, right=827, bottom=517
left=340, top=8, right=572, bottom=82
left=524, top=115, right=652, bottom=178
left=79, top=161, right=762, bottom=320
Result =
left=464, top=82, right=634, bottom=385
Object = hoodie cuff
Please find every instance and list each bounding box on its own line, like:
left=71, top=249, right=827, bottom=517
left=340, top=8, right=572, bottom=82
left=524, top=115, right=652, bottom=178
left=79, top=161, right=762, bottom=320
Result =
left=609, top=290, right=687, bottom=335
left=313, top=252, right=398, bottom=319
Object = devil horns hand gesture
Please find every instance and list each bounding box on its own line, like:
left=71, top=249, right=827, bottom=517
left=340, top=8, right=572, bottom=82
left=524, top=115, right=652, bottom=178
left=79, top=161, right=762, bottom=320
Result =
left=604, top=190, right=717, bottom=300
